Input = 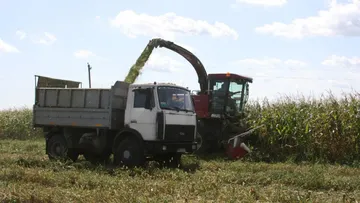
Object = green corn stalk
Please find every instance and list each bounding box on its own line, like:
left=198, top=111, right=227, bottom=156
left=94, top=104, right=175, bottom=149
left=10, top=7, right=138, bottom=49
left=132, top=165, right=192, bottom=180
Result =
left=124, top=42, right=156, bottom=84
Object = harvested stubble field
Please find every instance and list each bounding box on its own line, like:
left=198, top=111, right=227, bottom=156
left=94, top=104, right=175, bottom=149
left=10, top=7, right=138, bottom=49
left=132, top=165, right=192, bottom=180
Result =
left=1, top=92, right=360, bottom=202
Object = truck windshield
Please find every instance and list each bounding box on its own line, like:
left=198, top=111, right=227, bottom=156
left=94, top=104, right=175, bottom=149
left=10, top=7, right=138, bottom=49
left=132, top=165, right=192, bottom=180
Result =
left=157, top=86, right=194, bottom=112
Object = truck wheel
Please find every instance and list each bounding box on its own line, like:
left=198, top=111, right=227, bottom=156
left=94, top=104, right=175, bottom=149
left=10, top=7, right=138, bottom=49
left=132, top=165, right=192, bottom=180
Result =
left=47, top=134, right=76, bottom=161
left=113, top=137, right=145, bottom=168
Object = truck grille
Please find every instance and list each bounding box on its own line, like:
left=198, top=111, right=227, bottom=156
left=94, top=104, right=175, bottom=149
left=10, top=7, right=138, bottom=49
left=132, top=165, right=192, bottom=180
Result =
left=164, top=125, right=195, bottom=142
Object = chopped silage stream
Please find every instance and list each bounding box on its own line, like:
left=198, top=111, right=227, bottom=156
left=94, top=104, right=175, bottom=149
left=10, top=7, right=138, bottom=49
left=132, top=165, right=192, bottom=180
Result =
left=124, top=42, right=156, bottom=84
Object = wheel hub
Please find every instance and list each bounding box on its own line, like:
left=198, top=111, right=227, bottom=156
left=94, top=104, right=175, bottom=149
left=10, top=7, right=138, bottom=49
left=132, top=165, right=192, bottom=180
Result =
left=123, top=150, right=130, bottom=159
left=52, top=143, right=64, bottom=156
left=56, top=146, right=62, bottom=154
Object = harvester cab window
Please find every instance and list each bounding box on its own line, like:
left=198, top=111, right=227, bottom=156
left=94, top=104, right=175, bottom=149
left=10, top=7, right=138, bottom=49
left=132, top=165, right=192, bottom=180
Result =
left=211, top=80, right=228, bottom=114
left=213, top=82, right=226, bottom=92
left=229, top=81, right=244, bottom=112
left=210, top=79, right=245, bottom=115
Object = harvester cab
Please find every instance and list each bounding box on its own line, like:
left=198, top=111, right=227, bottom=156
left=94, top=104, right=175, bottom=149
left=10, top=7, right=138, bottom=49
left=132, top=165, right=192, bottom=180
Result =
left=193, top=73, right=252, bottom=119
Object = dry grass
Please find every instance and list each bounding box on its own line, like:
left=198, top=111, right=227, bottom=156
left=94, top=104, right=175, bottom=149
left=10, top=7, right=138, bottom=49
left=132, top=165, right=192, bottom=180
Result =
left=1, top=139, right=360, bottom=202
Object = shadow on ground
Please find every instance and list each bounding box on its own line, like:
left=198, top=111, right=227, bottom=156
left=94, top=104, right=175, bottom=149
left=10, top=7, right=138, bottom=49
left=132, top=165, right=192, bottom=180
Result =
left=15, top=155, right=203, bottom=176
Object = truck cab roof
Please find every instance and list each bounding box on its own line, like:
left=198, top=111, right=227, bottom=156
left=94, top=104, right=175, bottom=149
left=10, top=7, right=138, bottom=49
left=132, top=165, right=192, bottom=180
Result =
left=130, top=82, right=190, bottom=91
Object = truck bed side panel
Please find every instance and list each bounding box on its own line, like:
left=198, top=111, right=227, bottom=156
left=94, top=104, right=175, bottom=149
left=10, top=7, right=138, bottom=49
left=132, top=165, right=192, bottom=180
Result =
left=37, top=88, right=111, bottom=109
left=33, top=107, right=111, bottom=128
left=33, top=80, right=129, bottom=130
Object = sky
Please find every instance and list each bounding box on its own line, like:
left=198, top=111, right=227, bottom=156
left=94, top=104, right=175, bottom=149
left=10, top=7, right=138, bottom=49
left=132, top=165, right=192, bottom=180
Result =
left=1, top=0, right=360, bottom=109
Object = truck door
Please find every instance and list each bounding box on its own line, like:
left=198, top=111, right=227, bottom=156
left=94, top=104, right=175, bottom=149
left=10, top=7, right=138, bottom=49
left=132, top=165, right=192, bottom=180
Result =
left=129, top=88, right=157, bottom=141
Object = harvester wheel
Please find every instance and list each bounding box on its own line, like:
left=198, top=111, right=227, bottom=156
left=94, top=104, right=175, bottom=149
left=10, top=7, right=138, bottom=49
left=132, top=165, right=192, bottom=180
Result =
left=195, top=132, right=203, bottom=151
left=194, top=132, right=212, bottom=155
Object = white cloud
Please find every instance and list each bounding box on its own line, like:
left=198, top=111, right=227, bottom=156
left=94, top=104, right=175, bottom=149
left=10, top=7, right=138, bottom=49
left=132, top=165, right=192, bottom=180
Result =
left=327, top=79, right=352, bottom=89
left=95, top=16, right=100, bottom=20
left=0, top=39, right=20, bottom=53
left=322, top=54, right=360, bottom=68
left=284, top=59, right=307, bottom=66
left=229, top=57, right=309, bottom=87
left=234, top=0, right=287, bottom=6
left=34, top=32, right=57, bottom=45
left=145, top=51, right=184, bottom=73
left=233, top=57, right=307, bottom=67
left=15, top=30, right=26, bottom=40
left=227, top=57, right=359, bottom=102
left=109, top=10, right=238, bottom=40
left=255, top=0, right=360, bottom=38
left=74, top=50, right=96, bottom=59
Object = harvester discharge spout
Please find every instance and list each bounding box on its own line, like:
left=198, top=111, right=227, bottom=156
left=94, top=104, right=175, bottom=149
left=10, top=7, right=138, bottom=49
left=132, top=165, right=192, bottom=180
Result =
left=124, top=38, right=208, bottom=93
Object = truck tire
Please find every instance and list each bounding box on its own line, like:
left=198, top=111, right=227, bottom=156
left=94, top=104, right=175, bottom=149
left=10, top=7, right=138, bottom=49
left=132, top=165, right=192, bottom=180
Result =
left=47, top=134, right=78, bottom=162
left=113, top=137, right=145, bottom=168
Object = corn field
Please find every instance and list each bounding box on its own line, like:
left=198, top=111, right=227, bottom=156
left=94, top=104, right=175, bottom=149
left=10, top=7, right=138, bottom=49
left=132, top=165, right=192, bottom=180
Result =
left=244, top=92, right=360, bottom=164
left=0, top=108, right=41, bottom=140
left=1, top=92, right=360, bottom=164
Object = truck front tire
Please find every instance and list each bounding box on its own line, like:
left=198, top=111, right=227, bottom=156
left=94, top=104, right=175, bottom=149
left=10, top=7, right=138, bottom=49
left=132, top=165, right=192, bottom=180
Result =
left=113, top=137, right=145, bottom=168
left=47, top=134, right=78, bottom=162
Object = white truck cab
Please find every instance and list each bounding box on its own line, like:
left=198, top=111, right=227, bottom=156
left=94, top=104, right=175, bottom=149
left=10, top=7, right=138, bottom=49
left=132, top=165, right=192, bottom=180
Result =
left=113, top=82, right=198, bottom=167
left=125, top=82, right=197, bottom=141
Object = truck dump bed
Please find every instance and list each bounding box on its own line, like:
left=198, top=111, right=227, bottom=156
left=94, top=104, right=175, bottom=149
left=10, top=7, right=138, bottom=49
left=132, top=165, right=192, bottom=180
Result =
left=33, top=75, right=129, bottom=130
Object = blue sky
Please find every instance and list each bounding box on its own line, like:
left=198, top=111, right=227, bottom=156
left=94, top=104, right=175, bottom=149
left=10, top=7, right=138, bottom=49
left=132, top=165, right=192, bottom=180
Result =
left=1, top=0, right=360, bottom=109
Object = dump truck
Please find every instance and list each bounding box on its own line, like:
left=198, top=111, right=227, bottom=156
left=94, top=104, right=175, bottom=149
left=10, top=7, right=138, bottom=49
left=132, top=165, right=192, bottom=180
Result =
left=32, top=75, right=198, bottom=167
